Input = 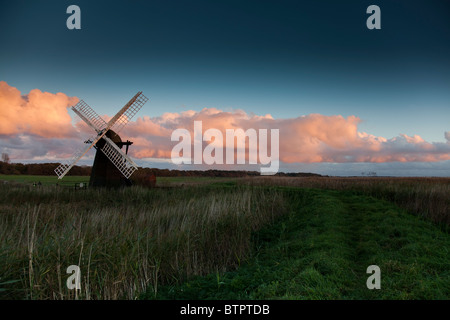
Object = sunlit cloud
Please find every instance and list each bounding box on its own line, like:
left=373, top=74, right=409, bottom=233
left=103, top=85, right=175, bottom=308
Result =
left=1, top=82, right=449, bottom=168
left=122, top=109, right=450, bottom=164
left=0, top=81, right=79, bottom=138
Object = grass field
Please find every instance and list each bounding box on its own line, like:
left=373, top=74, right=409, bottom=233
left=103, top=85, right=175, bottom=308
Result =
left=0, top=174, right=448, bottom=299
left=240, top=176, right=450, bottom=226
left=0, top=174, right=89, bottom=187
left=0, top=174, right=235, bottom=188
left=146, top=188, right=449, bottom=299
left=156, top=176, right=236, bottom=187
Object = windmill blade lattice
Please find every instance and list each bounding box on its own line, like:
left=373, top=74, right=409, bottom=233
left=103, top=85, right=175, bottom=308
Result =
left=109, top=92, right=148, bottom=134
left=100, top=135, right=138, bottom=179
left=54, top=134, right=99, bottom=179
left=72, top=100, right=107, bottom=133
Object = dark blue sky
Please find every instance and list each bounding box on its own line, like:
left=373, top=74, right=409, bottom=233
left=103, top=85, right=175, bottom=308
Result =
left=1, top=0, right=450, bottom=142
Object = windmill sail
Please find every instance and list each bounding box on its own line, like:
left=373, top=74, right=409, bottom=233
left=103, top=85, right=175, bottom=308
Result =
left=54, top=135, right=99, bottom=179
left=72, top=100, right=107, bottom=133
left=108, top=91, right=148, bottom=134
left=99, top=136, right=138, bottom=179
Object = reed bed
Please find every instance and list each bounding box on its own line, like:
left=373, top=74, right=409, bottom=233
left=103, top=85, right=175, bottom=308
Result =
left=0, top=184, right=286, bottom=299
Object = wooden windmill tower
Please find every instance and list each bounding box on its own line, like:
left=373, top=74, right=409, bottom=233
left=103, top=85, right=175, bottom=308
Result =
left=54, top=92, right=149, bottom=187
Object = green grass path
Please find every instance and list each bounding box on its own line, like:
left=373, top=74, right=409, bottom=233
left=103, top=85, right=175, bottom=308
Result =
left=142, top=188, right=450, bottom=299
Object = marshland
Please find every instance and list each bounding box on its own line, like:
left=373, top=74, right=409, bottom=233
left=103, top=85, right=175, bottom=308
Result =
left=0, top=175, right=449, bottom=299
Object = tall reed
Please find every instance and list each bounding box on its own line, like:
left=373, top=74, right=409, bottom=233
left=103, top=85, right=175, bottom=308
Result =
left=0, top=184, right=286, bottom=299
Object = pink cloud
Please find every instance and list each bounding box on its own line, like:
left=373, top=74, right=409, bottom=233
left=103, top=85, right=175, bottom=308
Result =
left=1, top=81, right=449, bottom=165
left=121, top=108, right=450, bottom=164
left=0, top=81, right=79, bottom=138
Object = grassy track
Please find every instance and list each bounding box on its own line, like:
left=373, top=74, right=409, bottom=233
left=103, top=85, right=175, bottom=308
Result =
left=144, top=188, right=450, bottom=299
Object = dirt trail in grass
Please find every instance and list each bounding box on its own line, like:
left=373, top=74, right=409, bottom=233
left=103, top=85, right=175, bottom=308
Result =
left=143, top=187, right=450, bottom=300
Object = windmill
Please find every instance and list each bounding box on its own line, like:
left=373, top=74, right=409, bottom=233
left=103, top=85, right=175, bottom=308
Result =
left=54, top=91, right=149, bottom=187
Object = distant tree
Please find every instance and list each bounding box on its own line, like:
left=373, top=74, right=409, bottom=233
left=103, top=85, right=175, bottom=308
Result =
left=1, top=153, right=10, bottom=164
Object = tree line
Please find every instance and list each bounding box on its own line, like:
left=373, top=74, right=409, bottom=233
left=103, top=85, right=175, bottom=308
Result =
left=0, top=160, right=322, bottom=178
left=0, top=161, right=91, bottom=176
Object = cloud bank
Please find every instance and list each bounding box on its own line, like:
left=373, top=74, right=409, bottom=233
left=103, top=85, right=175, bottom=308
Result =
left=1, top=82, right=449, bottom=170
left=122, top=108, right=450, bottom=164
left=0, top=81, right=79, bottom=138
